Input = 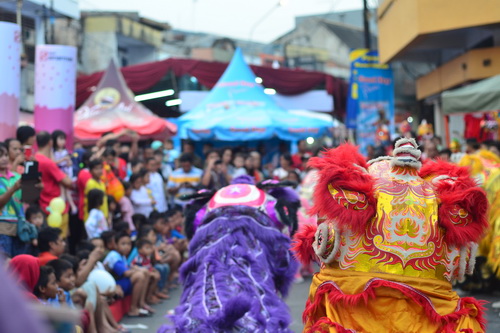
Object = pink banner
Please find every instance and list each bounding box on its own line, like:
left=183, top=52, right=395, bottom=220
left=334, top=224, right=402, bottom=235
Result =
left=34, top=45, right=77, bottom=149
left=0, top=22, right=21, bottom=141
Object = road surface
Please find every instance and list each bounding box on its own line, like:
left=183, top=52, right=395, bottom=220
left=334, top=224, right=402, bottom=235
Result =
left=120, top=277, right=500, bottom=332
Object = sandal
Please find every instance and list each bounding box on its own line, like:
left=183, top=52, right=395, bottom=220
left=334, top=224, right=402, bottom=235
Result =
left=126, top=311, right=149, bottom=318
left=141, top=305, right=155, bottom=313
left=155, top=291, right=170, bottom=300
left=117, top=325, right=132, bottom=333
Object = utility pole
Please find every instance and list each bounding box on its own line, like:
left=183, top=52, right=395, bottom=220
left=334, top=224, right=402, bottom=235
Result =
left=16, top=0, right=22, bottom=27
left=50, top=0, right=55, bottom=44
left=16, top=0, right=26, bottom=57
left=363, top=0, right=371, bottom=50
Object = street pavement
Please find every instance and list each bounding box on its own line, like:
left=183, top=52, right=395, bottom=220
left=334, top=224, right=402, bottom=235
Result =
left=120, top=277, right=500, bottom=332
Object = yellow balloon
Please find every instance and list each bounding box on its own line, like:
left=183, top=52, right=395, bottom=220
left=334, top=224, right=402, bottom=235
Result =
left=47, top=212, right=63, bottom=228
left=49, top=197, right=66, bottom=214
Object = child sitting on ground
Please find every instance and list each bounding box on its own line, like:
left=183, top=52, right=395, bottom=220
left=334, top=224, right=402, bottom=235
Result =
left=113, top=221, right=131, bottom=236
left=46, top=259, right=78, bottom=308
left=35, top=264, right=85, bottom=332
left=103, top=232, right=155, bottom=317
left=164, top=210, right=188, bottom=255
left=131, top=214, right=147, bottom=239
left=66, top=250, right=129, bottom=333
left=85, top=189, right=110, bottom=239
left=151, top=212, right=181, bottom=289
left=128, top=224, right=170, bottom=298
left=130, top=239, right=155, bottom=273
left=34, top=266, right=64, bottom=306
left=130, top=238, right=166, bottom=301
left=100, top=230, right=116, bottom=258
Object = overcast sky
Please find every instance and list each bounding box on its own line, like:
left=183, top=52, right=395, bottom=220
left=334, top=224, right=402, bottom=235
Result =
left=80, top=0, right=370, bottom=43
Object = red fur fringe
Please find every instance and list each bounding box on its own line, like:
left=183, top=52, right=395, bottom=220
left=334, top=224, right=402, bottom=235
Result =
left=420, top=160, right=488, bottom=247
left=308, top=145, right=376, bottom=234
left=438, top=187, right=489, bottom=247
left=304, top=279, right=487, bottom=332
left=420, top=160, right=473, bottom=180
left=306, top=318, right=354, bottom=333
left=292, top=225, right=318, bottom=266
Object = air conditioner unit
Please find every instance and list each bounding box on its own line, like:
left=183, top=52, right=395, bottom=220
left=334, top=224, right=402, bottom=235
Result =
left=24, top=28, right=36, bottom=46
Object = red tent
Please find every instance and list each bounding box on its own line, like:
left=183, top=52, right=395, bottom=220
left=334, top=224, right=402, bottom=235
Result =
left=74, top=61, right=177, bottom=142
left=76, top=58, right=348, bottom=118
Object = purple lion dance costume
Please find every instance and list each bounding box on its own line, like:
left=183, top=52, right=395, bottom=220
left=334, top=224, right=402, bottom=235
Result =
left=159, top=176, right=300, bottom=333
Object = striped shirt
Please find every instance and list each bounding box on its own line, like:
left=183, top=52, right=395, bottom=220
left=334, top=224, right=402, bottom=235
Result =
left=167, top=167, right=202, bottom=206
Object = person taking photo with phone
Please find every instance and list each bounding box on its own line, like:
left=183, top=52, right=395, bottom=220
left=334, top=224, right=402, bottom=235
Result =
left=200, top=150, right=229, bottom=190
left=16, top=125, right=36, bottom=161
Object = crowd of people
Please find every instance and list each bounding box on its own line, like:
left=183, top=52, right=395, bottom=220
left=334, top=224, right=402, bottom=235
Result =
left=0, top=126, right=316, bottom=332
left=3, top=123, right=500, bottom=332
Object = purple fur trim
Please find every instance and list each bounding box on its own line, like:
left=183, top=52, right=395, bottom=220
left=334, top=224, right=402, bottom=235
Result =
left=231, top=175, right=255, bottom=185
left=268, top=187, right=300, bottom=203
left=159, top=206, right=297, bottom=333
left=265, top=200, right=283, bottom=229
left=193, top=205, right=207, bottom=230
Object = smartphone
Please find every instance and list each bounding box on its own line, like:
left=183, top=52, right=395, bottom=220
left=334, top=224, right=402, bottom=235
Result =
left=23, top=145, right=33, bottom=160
left=21, top=161, right=42, bottom=204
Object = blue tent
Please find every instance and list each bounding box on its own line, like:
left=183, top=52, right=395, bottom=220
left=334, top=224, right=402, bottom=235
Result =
left=178, top=48, right=334, bottom=141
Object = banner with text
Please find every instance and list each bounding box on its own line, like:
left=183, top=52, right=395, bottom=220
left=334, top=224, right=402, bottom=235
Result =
left=346, top=49, right=395, bottom=156
left=0, top=22, right=21, bottom=141
left=34, top=45, right=77, bottom=149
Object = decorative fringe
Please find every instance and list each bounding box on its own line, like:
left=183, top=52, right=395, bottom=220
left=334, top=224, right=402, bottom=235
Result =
left=292, top=224, right=318, bottom=266
left=467, top=243, right=478, bottom=275
left=306, top=318, right=356, bottom=333
left=438, top=187, right=488, bottom=247
left=161, top=206, right=297, bottom=333
left=420, top=160, right=476, bottom=183
left=275, top=198, right=300, bottom=236
left=184, top=199, right=210, bottom=239
left=420, top=160, right=489, bottom=247
left=304, top=278, right=487, bottom=333
left=308, top=144, right=377, bottom=235
left=458, top=247, right=468, bottom=280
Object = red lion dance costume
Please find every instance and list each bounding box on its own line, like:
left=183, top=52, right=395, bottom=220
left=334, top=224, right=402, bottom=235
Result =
left=294, top=138, right=489, bottom=333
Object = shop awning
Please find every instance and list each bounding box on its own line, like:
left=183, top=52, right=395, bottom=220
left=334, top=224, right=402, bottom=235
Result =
left=442, top=75, right=500, bottom=114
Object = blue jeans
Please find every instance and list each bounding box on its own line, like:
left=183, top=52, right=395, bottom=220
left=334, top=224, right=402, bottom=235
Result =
left=154, top=263, right=170, bottom=290
left=0, top=234, right=27, bottom=258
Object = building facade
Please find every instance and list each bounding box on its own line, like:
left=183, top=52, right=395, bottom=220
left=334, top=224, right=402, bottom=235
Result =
left=377, top=0, right=500, bottom=139
left=80, top=11, right=170, bottom=74
left=272, top=12, right=418, bottom=123
left=0, top=0, right=80, bottom=113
